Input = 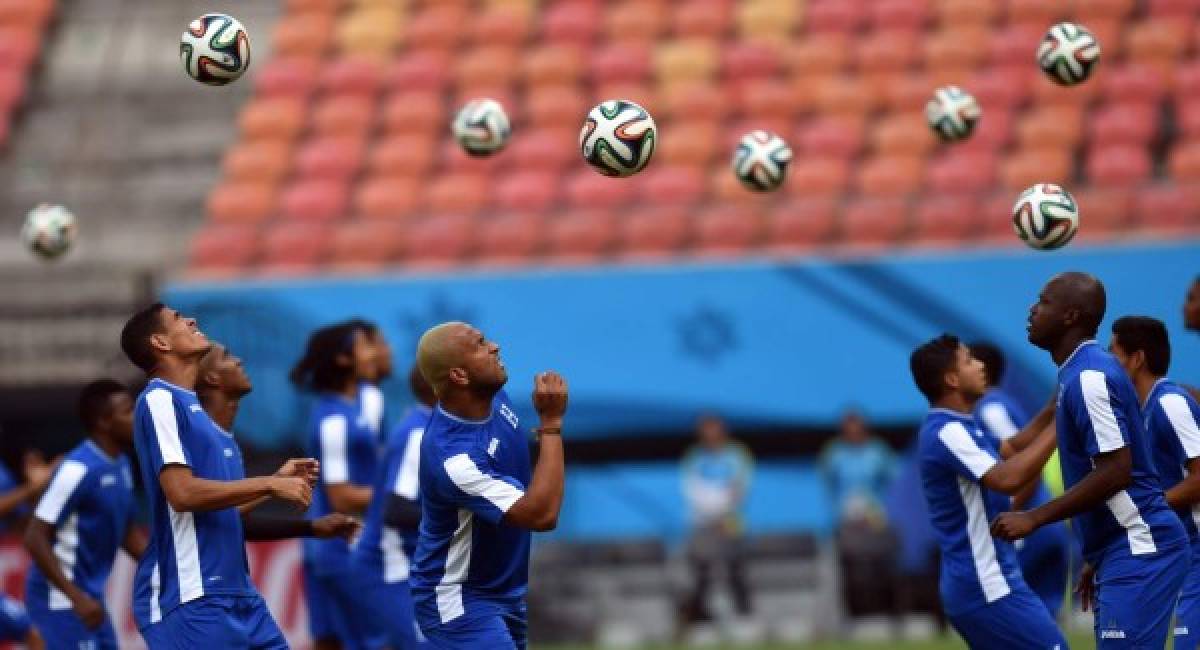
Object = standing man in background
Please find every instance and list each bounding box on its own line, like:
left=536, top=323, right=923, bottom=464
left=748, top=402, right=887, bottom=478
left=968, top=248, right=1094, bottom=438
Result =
left=0, top=448, right=50, bottom=649
left=680, top=414, right=754, bottom=625
left=1183, top=277, right=1200, bottom=403
left=351, top=319, right=393, bottom=438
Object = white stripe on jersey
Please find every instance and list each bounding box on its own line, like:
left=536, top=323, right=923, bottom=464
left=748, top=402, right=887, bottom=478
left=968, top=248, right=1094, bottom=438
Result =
left=48, top=512, right=80, bottom=610
left=979, top=402, right=1020, bottom=440
left=1080, top=370, right=1125, bottom=453
left=436, top=509, right=473, bottom=624
left=382, top=528, right=409, bottom=584
left=361, top=384, right=385, bottom=435
left=167, top=503, right=204, bottom=604
left=1162, top=393, right=1200, bottom=459
left=443, top=454, right=524, bottom=512
left=319, top=415, right=350, bottom=484
left=956, top=476, right=1011, bottom=604
left=1106, top=489, right=1157, bottom=555
left=393, top=428, right=424, bottom=499
left=150, top=562, right=161, bottom=624
left=937, top=421, right=998, bottom=480
left=34, top=460, right=88, bottom=524
left=147, top=389, right=188, bottom=466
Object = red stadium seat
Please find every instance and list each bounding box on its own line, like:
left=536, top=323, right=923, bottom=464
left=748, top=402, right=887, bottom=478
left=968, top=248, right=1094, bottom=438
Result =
left=221, top=141, right=292, bottom=184
left=959, top=109, right=1013, bottom=151
left=1134, top=185, right=1199, bottom=232
left=786, top=34, right=850, bottom=75
left=508, top=128, right=575, bottom=172
left=987, top=25, right=1042, bottom=66
left=254, top=58, right=321, bottom=97
left=605, top=2, right=667, bottom=44
left=238, top=98, right=307, bottom=141
left=402, top=215, right=475, bottom=267
left=206, top=182, right=277, bottom=225
left=272, top=13, right=335, bottom=60
left=1086, top=146, right=1152, bottom=186
left=495, top=171, right=559, bottom=213
left=310, top=94, right=376, bottom=137
left=1091, top=0, right=1136, bottom=18
left=1000, top=149, right=1072, bottom=189
left=871, top=112, right=936, bottom=156
left=475, top=212, right=545, bottom=264
left=589, top=43, right=652, bottom=84
left=1169, top=140, right=1200, bottom=179
left=1088, top=104, right=1157, bottom=147
left=439, top=137, right=506, bottom=175
left=406, top=6, right=467, bottom=50
left=855, top=31, right=919, bottom=71
left=870, top=0, right=929, bottom=30
left=1148, top=0, right=1200, bottom=16
left=1175, top=62, right=1200, bottom=99
left=424, top=173, right=489, bottom=215
left=293, top=137, right=365, bottom=180
left=934, top=0, right=999, bottom=27
left=721, top=43, right=781, bottom=79
left=785, top=158, right=851, bottom=198
left=470, top=9, right=530, bottom=46
left=354, top=176, right=420, bottom=221
left=765, top=199, right=837, bottom=251
left=926, top=150, right=997, bottom=194
left=320, top=58, right=384, bottom=96
left=658, top=83, right=727, bottom=121
left=839, top=198, right=909, bottom=246
left=734, top=79, right=797, bottom=121
left=189, top=224, right=259, bottom=275
left=384, top=52, right=450, bottom=92
left=660, top=121, right=719, bottom=166
left=455, top=46, right=520, bottom=87
left=0, top=0, right=52, bottom=29
left=540, top=2, right=600, bottom=43
left=285, top=0, right=341, bottom=15
left=522, top=44, right=585, bottom=87
left=524, top=86, right=585, bottom=129
left=380, top=92, right=445, bottom=134
left=805, top=0, right=866, bottom=32
left=1073, top=188, right=1133, bottom=237
left=0, top=28, right=37, bottom=73
left=0, top=68, right=26, bottom=111
left=879, top=73, right=934, bottom=113
left=978, top=192, right=1022, bottom=242
left=797, top=117, right=864, bottom=159
left=1016, top=106, right=1084, bottom=149
left=328, top=219, right=406, bottom=270
left=912, top=195, right=981, bottom=243
left=617, top=207, right=689, bottom=259
left=368, top=135, right=436, bottom=176
left=1004, top=0, right=1066, bottom=28
left=1177, top=99, right=1200, bottom=138
left=259, top=222, right=332, bottom=272
left=672, top=1, right=731, bottom=39
left=1101, top=64, right=1168, bottom=107
left=692, top=205, right=761, bottom=257
left=566, top=170, right=635, bottom=210
left=967, top=66, right=1033, bottom=110
left=812, top=75, right=880, bottom=117
left=545, top=210, right=617, bottom=262
left=855, top=156, right=924, bottom=197
left=640, top=166, right=705, bottom=207
left=279, top=180, right=350, bottom=222
left=592, top=82, right=658, bottom=111
left=924, top=28, right=989, bottom=71
left=1125, top=20, right=1190, bottom=67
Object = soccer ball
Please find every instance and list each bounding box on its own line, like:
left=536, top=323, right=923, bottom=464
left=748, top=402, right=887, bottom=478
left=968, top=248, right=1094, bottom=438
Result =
left=580, top=100, right=656, bottom=177
left=21, top=204, right=77, bottom=260
left=452, top=99, right=512, bottom=157
left=1012, top=184, right=1079, bottom=250
left=925, top=86, right=982, bottom=142
left=1037, top=22, right=1100, bottom=86
left=732, top=131, right=792, bottom=192
left=181, top=13, right=251, bottom=86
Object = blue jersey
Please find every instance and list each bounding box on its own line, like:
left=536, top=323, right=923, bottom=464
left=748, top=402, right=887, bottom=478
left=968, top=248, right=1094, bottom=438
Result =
left=917, top=408, right=1024, bottom=616
left=131, top=378, right=254, bottom=627
left=354, top=405, right=431, bottom=583
left=1144, top=378, right=1200, bottom=540
left=973, top=388, right=1054, bottom=509
left=410, top=392, right=532, bottom=627
left=360, top=381, right=387, bottom=440
left=0, top=461, right=27, bottom=526
left=304, top=393, right=379, bottom=575
left=26, top=440, right=134, bottom=608
left=1056, top=341, right=1186, bottom=562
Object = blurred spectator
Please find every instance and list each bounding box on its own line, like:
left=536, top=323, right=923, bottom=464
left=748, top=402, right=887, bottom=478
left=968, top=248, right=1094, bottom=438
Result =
left=679, top=414, right=754, bottom=623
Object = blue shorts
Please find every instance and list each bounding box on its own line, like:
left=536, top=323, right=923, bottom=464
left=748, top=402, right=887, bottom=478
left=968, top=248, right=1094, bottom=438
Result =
left=1094, top=543, right=1190, bottom=649
left=349, top=559, right=425, bottom=649
left=1016, top=519, right=1070, bottom=618
left=948, top=584, right=1067, bottom=649
left=420, top=602, right=527, bottom=650
left=145, top=594, right=287, bottom=650
left=27, top=599, right=117, bottom=649
left=0, top=596, right=30, bottom=641
left=1174, top=543, right=1200, bottom=650
left=304, top=563, right=372, bottom=650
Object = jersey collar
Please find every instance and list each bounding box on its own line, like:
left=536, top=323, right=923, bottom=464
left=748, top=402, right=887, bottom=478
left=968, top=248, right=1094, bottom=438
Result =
left=1058, top=339, right=1098, bottom=370
left=1144, top=377, right=1172, bottom=408
left=928, top=407, right=974, bottom=422
left=85, top=439, right=119, bottom=464
left=148, top=377, right=196, bottom=396
left=436, top=404, right=492, bottom=425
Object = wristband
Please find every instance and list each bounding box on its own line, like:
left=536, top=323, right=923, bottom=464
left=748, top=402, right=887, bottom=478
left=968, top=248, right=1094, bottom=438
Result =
left=534, top=427, right=562, bottom=437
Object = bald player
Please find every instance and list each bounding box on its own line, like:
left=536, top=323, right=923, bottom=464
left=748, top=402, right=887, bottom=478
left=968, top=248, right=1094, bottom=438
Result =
left=993, top=273, right=1188, bottom=648
left=408, top=322, right=567, bottom=649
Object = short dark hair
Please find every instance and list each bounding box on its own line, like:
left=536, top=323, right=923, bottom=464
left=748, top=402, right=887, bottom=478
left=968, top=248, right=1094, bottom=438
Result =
left=78, top=379, right=129, bottom=430
left=910, top=334, right=961, bottom=402
left=120, top=303, right=167, bottom=371
left=1112, top=315, right=1170, bottom=376
left=290, top=323, right=359, bottom=393
left=968, top=341, right=1006, bottom=387
left=347, top=318, right=380, bottom=339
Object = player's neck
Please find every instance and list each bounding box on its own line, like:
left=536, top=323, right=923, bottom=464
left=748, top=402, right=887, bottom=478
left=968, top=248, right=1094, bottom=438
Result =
left=335, top=378, right=358, bottom=402
left=199, top=392, right=240, bottom=431
left=439, top=390, right=493, bottom=421
left=1132, top=372, right=1162, bottom=407
left=152, top=356, right=200, bottom=390
left=933, top=392, right=973, bottom=415
left=88, top=433, right=122, bottom=459
left=1051, top=331, right=1093, bottom=366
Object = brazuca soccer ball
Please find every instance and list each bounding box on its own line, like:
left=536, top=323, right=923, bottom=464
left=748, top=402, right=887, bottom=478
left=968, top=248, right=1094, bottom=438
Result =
left=452, top=99, right=512, bottom=157
left=1012, top=183, right=1079, bottom=250
left=181, top=13, right=251, bottom=86
left=580, top=100, right=656, bottom=177
left=21, top=203, right=77, bottom=260
left=732, top=131, right=792, bottom=192
left=925, top=86, right=982, bottom=142
left=1037, top=22, right=1100, bottom=86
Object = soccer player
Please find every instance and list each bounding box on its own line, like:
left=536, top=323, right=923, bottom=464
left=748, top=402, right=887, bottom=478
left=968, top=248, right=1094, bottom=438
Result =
left=292, top=323, right=379, bottom=650
left=351, top=365, right=436, bottom=649
left=24, top=379, right=146, bottom=649
left=1184, top=276, right=1200, bottom=403
left=968, top=341, right=1070, bottom=619
left=119, top=303, right=313, bottom=649
left=1107, top=315, right=1200, bottom=649
left=992, top=272, right=1189, bottom=648
left=0, top=452, right=51, bottom=649
left=909, top=334, right=1066, bottom=648
left=350, top=319, right=394, bottom=438
left=409, top=322, right=567, bottom=649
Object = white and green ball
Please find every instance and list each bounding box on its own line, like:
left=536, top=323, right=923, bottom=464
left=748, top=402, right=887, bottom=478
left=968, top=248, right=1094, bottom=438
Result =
left=580, top=100, right=656, bottom=177
left=1012, top=183, right=1079, bottom=250
left=1037, top=22, right=1100, bottom=86
left=925, top=86, right=982, bottom=142
left=452, top=99, right=512, bottom=157
left=21, top=203, right=77, bottom=260
left=732, top=131, right=792, bottom=192
left=181, top=13, right=251, bottom=86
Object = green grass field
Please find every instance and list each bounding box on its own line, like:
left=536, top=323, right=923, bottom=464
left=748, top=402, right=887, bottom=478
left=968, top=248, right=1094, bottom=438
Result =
left=539, top=630, right=1097, bottom=649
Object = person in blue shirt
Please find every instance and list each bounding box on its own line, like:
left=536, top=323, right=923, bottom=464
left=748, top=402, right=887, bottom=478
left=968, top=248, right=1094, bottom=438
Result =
left=292, top=322, right=379, bottom=650
left=0, top=452, right=51, bottom=649
left=909, top=333, right=1065, bottom=649
left=24, top=379, right=147, bottom=649
left=820, top=411, right=897, bottom=526
left=1184, top=276, right=1200, bottom=404
left=993, top=272, right=1190, bottom=648
left=351, top=365, right=436, bottom=649
left=118, top=303, right=314, bottom=649
left=409, top=321, right=568, bottom=650
left=350, top=319, right=394, bottom=440
left=1108, top=315, right=1200, bottom=649
left=968, top=341, right=1071, bottom=620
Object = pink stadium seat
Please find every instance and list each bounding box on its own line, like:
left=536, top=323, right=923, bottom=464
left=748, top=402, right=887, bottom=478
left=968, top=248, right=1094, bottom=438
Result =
left=540, top=2, right=600, bottom=43
left=879, top=73, right=934, bottom=113
left=310, top=94, right=376, bottom=137
left=544, top=210, right=617, bottom=263
left=871, top=0, right=930, bottom=30
left=813, top=75, right=880, bottom=116
left=1088, top=104, right=1157, bottom=146
left=765, top=199, right=837, bottom=251
left=1149, top=0, right=1200, bottom=16
left=734, top=79, right=797, bottom=121
left=566, top=170, right=635, bottom=210
left=293, top=137, right=365, bottom=180
left=987, top=25, right=1041, bottom=66
left=1073, top=188, right=1133, bottom=237
left=786, top=158, right=851, bottom=198
left=221, top=141, right=292, bottom=184
left=617, top=207, right=689, bottom=259
left=1101, top=64, right=1168, bottom=107
left=1000, top=149, right=1072, bottom=189
left=926, top=150, right=997, bottom=194
left=1087, top=146, right=1152, bottom=186
left=475, top=213, right=545, bottom=265
left=451, top=88, right=518, bottom=123
left=855, top=31, right=919, bottom=71
left=1087, top=20, right=1124, bottom=59
left=959, top=109, right=1013, bottom=151
left=402, top=215, right=475, bottom=267
left=805, top=0, right=866, bottom=32
left=672, top=1, right=731, bottom=39
left=384, top=52, right=450, bottom=92
left=912, top=195, right=980, bottom=243
left=495, top=171, right=559, bottom=213
left=979, top=192, right=1021, bottom=242
left=658, top=83, right=727, bottom=121
left=522, top=44, right=585, bottom=87
left=967, top=66, right=1033, bottom=110
left=1004, top=0, right=1065, bottom=27
left=855, top=156, right=925, bottom=197
left=1177, top=99, right=1200, bottom=138
left=707, top=162, right=775, bottom=205
left=1134, top=185, right=1199, bottom=232
left=840, top=198, right=909, bottom=246
left=797, top=117, right=864, bottom=159
left=238, top=98, right=307, bottom=141
left=692, top=206, right=761, bottom=257
left=380, top=92, right=445, bottom=134
left=508, top=128, right=575, bottom=172
left=470, top=9, right=530, bottom=46
left=1016, top=106, right=1084, bottom=149
left=924, top=28, right=989, bottom=70
left=1175, top=62, right=1200, bottom=99
left=1030, top=73, right=1100, bottom=108
left=1092, top=0, right=1136, bottom=18
left=335, top=8, right=403, bottom=59
left=722, top=118, right=792, bottom=152
left=424, top=173, right=489, bottom=215
left=934, top=0, right=999, bottom=27
left=406, top=6, right=467, bottom=50
left=320, top=58, right=384, bottom=96
left=722, top=43, right=780, bottom=79
left=259, top=222, right=332, bottom=272
left=594, top=82, right=658, bottom=114
left=525, top=86, right=585, bottom=129
left=1169, top=140, right=1200, bottom=179
left=589, top=43, right=652, bottom=84
left=455, top=46, right=521, bottom=87
left=272, top=13, right=335, bottom=60
left=354, top=176, right=420, bottom=221
left=439, top=137, right=506, bottom=175
left=871, top=113, right=935, bottom=156
left=640, top=166, right=705, bottom=207
left=206, top=182, right=277, bottom=225
left=368, top=134, right=436, bottom=176
left=605, top=2, right=667, bottom=44
left=787, top=34, right=850, bottom=75
left=328, top=220, right=406, bottom=271
left=279, top=180, right=350, bottom=222
left=254, top=58, right=320, bottom=97
left=1125, top=20, right=1190, bottom=67
left=189, top=224, right=258, bottom=275
left=659, top=121, right=718, bottom=166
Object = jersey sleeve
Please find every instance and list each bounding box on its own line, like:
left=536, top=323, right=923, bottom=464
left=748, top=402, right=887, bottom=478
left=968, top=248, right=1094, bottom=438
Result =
left=318, top=414, right=350, bottom=484
left=391, top=428, right=424, bottom=500
left=33, top=460, right=89, bottom=526
left=1159, top=392, right=1200, bottom=461
left=1068, top=370, right=1129, bottom=456
left=438, top=447, right=525, bottom=525
left=978, top=401, right=1020, bottom=441
left=143, top=388, right=192, bottom=473
left=935, top=421, right=998, bottom=481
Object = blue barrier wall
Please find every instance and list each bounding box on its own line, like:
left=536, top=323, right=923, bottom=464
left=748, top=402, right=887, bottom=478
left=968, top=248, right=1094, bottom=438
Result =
left=167, top=241, right=1200, bottom=448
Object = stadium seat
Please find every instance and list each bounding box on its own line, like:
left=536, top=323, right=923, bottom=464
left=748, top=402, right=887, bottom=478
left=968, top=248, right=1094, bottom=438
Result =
left=987, top=25, right=1041, bottom=67
left=978, top=192, right=1021, bottom=242
left=926, top=150, right=997, bottom=194
left=327, top=219, right=406, bottom=271
left=475, top=213, right=546, bottom=264
left=368, top=134, right=436, bottom=176
left=1087, top=146, right=1152, bottom=186
left=272, top=13, right=336, bottom=60
left=1100, top=64, right=1168, bottom=107
left=254, top=58, right=321, bottom=98
left=189, top=223, right=259, bottom=275
left=1091, top=0, right=1136, bottom=18
left=722, top=42, right=781, bottom=79
left=617, top=207, right=689, bottom=259
left=655, top=39, right=719, bottom=84
left=839, top=198, right=910, bottom=246
left=1088, top=103, right=1158, bottom=147
left=1169, top=140, right=1200, bottom=179
left=406, top=5, right=467, bottom=50
left=293, top=137, right=365, bottom=180
left=384, top=52, right=450, bottom=92
left=786, top=34, right=850, bottom=75
left=1177, top=99, right=1200, bottom=138
left=912, top=195, right=981, bottom=243
left=812, top=75, right=880, bottom=116
left=0, top=27, right=38, bottom=72
left=540, top=2, right=600, bottom=43
left=1175, top=62, right=1200, bottom=99
left=0, top=0, right=52, bottom=29
left=797, top=117, right=864, bottom=159
left=786, top=158, right=851, bottom=197
left=284, top=0, right=340, bottom=13
left=933, top=0, right=998, bottom=27
left=525, top=86, right=586, bottom=129
left=380, top=92, right=444, bottom=134
left=659, top=121, right=719, bottom=166
left=221, top=141, right=292, bottom=184
left=765, top=199, right=837, bottom=251
left=589, top=43, right=652, bottom=84
left=734, top=79, right=797, bottom=121
left=692, top=205, right=761, bottom=257
left=259, top=222, right=333, bottom=272
left=855, top=156, right=924, bottom=197
left=439, top=137, right=506, bottom=175
left=354, top=176, right=420, bottom=221
left=566, top=170, right=635, bottom=210
left=1134, top=184, right=1199, bottom=232
left=1000, top=149, right=1072, bottom=189
left=495, top=171, right=559, bottom=213
left=279, top=180, right=350, bottom=222
left=455, top=46, right=521, bottom=87
left=640, top=166, right=705, bottom=207
left=1073, top=188, right=1133, bottom=237
left=967, top=66, right=1033, bottom=110
left=544, top=210, right=617, bottom=262
left=871, top=113, right=936, bottom=156
left=605, top=2, right=668, bottom=44
left=658, top=83, right=727, bottom=121
left=672, top=1, right=731, bottom=39
left=522, top=44, right=585, bottom=87
left=870, top=0, right=930, bottom=30
left=402, top=215, right=475, bottom=267
left=1148, top=0, right=1200, bottom=16
left=805, top=0, right=866, bottom=32
left=1125, top=20, right=1190, bottom=68
left=1004, top=0, right=1065, bottom=28
left=310, top=94, right=376, bottom=137
left=1016, top=106, right=1084, bottom=149
left=878, top=73, right=934, bottom=113
left=959, top=109, right=1013, bottom=151
left=320, top=58, right=384, bottom=96
left=855, top=31, right=919, bottom=71
left=924, top=28, right=989, bottom=71
left=206, top=182, right=278, bottom=225
left=508, top=128, right=575, bottom=172
left=423, top=173, right=489, bottom=215
left=735, top=0, right=797, bottom=43
left=335, top=8, right=403, bottom=58
left=470, top=8, right=530, bottom=46
left=238, top=98, right=307, bottom=141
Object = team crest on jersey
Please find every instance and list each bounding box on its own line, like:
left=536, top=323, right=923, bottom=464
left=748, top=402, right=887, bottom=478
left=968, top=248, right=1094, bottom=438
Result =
left=189, top=404, right=204, bottom=413
left=224, top=448, right=234, bottom=458
left=488, top=438, right=500, bottom=457
left=100, top=474, right=117, bottom=487
left=499, top=403, right=518, bottom=429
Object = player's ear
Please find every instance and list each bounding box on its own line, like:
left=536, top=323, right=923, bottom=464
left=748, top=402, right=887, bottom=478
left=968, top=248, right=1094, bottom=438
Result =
left=447, top=366, right=469, bottom=388
left=148, top=331, right=171, bottom=355
left=1131, top=349, right=1147, bottom=373
left=943, top=368, right=960, bottom=393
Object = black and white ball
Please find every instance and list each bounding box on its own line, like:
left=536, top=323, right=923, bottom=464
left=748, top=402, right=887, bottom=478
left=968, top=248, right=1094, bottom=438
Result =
left=21, top=203, right=77, bottom=260
left=181, top=13, right=251, bottom=86
left=1012, top=183, right=1079, bottom=250
left=732, top=131, right=792, bottom=192
left=452, top=99, right=512, bottom=157
left=925, top=86, right=982, bottom=142
left=580, top=100, right=657, bottom=177
left=1037, top=22, right=1101, bottom=86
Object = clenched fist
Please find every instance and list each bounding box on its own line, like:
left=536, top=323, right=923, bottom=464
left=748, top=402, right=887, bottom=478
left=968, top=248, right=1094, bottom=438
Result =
left=532, top=371, right=568, bottom=429
left=269, top=476, right=313, bottom=510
